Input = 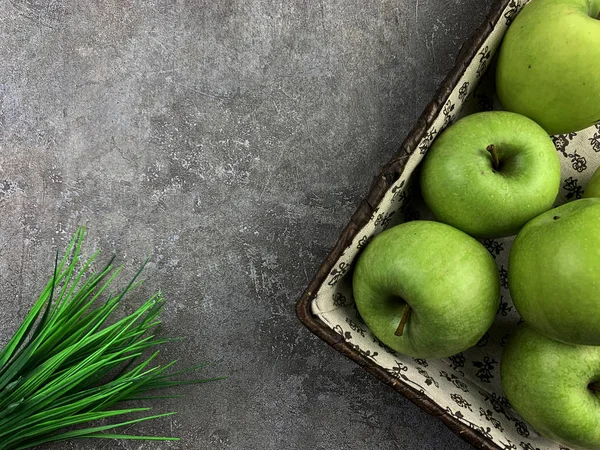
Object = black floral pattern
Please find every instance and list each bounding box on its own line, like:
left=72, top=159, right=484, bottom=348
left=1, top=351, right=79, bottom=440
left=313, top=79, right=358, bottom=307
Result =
left=480, top=408, right=504, bottom=431
left=413, top=358, right=428, bottom=367
left=392, top=188, right=408, bottom=207
left=563, top=176, right=584, bottom=200
left=398, top=187, right=415, bottom=215
left=552, top=133, right=587, bottom=172
left=389, top=360, right=408, bottom=377
left=458, top=81, right=470, bottom=101
left=520, top=443, right=541, bottom=450
left=552, top=134, right=574, bottom=151
left=479, top=390, right=512, bottom=421
left=499, top=266, right=508, bottom=289
left=345, top=318, right=366, bottom=337
left=388, top=361, right=425, bottom=392
left=469, top=423, right=494, bottom=440
left=448, top=353, right=466, bottom=372
left=476, top=45, right=491, bottom=78
left=443, top=99, right=456, bottom=127
left=483, top=239, right=504, bottom=257
left=451, top=393, right=473, bottom=411
left=477, top=332, right=489, bottom=348
left=417, top=367, right=439, bottom=388
left=332, top=325, right=352, bottom=341
left=391, top=179, right=406, bottom=201
left=589, top=131, right=600, bottom=152
left=445, top=406, right=496, bottom=441
left=369, top=207, right=380, bottom=222
left=327, top=261, right=350, bottom=286
left=445, top=406, right=465, bottom=421
left=374, top=211, right=396, bottom=229
left=333, top=292, right=347, bottom=307
left=513, top=419, right=530, bottom=438
left=472, top=357, right=498, bottom=383
left=349, top=342, right=378, bottom=359
left=573, top=156, right=587, bottom=172
left=504, top=0, right=522, bottom=25
left=356, top=235, right=372, bottom=250
left=497, top=296, right=513, bottom=316
left=419, top=128, right=438, bottom=154
left=440, top=371, right=469, bottom=392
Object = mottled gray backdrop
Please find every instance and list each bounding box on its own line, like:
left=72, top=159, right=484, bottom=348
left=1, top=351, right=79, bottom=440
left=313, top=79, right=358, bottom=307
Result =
left=0, top=0, right=493, bottom=448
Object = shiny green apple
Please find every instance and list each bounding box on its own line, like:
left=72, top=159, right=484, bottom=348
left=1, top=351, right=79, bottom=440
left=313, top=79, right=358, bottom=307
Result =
left=420, top=111, right=560, bottom=239
left=501, top=324, right=600, bottom=450
left=496, top=0, right=600, bottom=135
left=352, top=220, right=499, bottom=359
left=509, top=197, right=600, bottom=345
left=584, top=166, right=600, bottom=198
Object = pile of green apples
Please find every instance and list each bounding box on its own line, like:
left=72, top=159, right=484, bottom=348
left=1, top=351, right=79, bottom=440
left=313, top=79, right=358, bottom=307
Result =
left=352, top=0, right=600, bottom=448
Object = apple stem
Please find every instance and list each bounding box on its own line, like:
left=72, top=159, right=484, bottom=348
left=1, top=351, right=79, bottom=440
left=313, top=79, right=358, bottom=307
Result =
left=487, top=144, right=500, bottom=170
left=394, top=305, right=411, bottom=337
left=590, top=382, right=600, bottom=394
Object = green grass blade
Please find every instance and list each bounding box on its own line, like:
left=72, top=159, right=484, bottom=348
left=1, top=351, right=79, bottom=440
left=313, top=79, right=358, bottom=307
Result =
left=0, top=228, right=221, bottom=450
left=9, top=411, right=179, bottom=449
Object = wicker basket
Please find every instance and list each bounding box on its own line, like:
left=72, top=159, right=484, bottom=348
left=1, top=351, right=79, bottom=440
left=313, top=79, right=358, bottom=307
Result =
left=295, top=1, right=600, bottom=449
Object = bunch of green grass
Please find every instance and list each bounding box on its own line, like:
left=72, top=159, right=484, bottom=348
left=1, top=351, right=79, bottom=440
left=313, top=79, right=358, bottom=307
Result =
left=0, top=228, right=220, bottom=450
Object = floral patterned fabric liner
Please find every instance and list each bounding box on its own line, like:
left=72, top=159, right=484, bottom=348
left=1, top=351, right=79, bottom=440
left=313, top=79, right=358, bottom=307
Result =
left=310, top=1, right=600, bottom=449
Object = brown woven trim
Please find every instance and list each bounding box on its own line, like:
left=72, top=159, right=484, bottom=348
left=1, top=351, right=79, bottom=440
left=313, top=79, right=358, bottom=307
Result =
left=296, top=1, right=512, bottom=449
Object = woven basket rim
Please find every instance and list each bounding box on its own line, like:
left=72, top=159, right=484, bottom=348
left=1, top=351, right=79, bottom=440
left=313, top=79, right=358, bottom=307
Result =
left=296, top=1, right=512, bottom=449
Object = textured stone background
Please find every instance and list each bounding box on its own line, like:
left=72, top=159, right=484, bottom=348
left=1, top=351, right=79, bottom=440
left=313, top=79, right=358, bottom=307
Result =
left=0, top=0, right=493, bottom=448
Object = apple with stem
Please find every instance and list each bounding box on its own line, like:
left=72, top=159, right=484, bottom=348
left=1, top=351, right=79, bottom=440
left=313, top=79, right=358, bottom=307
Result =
left=420, top=111, right=560, bottom=239
left=496, top=0, right=600, bottom=135
left=509, top=197, right=600, bottom=345
left=352, top=220, right=499, bottom=359
left=501, top=324, right=600, bottom=449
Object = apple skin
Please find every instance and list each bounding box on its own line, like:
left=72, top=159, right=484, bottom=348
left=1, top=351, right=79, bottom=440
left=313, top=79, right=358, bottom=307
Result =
left=509, top=197, right=600, bottom=345
left=583, top=166, right=600, bottom=198
left=501, top=324, right=600, bottom=450
left=420, top=111, right=560, bottom=239
left=496, top=0, right=600, bottom=135
left=352, top=220, right=499, bottom=359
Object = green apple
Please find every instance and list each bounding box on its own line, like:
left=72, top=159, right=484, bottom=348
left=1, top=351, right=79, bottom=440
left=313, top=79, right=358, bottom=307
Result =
left=352, top=220, right=499, bottom=359
left=496, top=0, right=600, bottom=135
left=420, top=111, right=560, bottom=239
left=509, top=197, right=600, bottom=345
left=584, top=166, right=600, bottom=198
left=501, top=324, right=600, bottom=450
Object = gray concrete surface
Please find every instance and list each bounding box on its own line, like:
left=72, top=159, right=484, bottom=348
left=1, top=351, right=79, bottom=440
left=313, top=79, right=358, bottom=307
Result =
left=0, top=0, right=493, bottom=448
